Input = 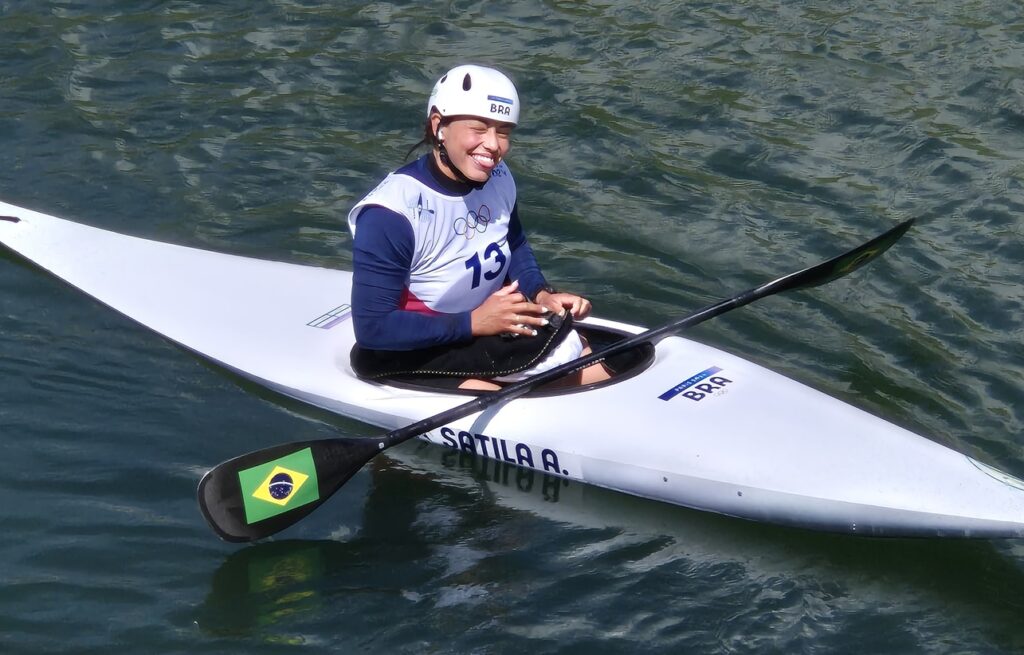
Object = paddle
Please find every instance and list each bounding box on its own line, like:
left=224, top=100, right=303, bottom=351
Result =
left=198, top=218, right=914, bottom=542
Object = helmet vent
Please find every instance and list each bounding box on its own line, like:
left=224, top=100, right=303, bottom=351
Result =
left=462, top=74, right=472, bottom=91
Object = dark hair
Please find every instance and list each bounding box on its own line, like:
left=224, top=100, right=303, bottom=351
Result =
left=404, top=114, right=446, bottom=161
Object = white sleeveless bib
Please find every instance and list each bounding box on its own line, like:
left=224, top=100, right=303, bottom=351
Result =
left=348, top=162, right=517, bottom=314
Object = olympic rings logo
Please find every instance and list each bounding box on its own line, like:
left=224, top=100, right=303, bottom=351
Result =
left=453, top=205, right=492, bottom=239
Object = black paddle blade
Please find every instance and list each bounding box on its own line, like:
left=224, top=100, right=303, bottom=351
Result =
left=197, top=437, right=382, bottom=542
left=759, top=218, right=915, bottom=296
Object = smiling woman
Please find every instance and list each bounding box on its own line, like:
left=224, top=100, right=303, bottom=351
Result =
left=346, top=64, right=612, bottom=390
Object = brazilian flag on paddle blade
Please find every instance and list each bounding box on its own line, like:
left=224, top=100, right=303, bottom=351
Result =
left=238, top=448, right=320, bottom=524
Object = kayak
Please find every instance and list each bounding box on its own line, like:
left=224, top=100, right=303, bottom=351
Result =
left=2, top=200, right=1023, bottom=538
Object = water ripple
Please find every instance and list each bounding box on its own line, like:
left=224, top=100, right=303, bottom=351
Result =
left=3, top=1, right=1024, bottom=653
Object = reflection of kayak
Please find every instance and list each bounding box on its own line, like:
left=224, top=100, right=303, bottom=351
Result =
left=2, top=200, right=1023, bottom=538
left=384, top=442, right=1022, bottom=573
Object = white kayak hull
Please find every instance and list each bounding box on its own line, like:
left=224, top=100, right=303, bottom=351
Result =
left=2, top=201, right=1023, bottom=538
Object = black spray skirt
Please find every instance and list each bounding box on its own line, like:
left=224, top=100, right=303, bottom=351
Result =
left=351, top=312, right=574, bottom=388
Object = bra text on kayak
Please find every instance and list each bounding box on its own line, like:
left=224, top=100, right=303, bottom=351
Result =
left=659, top=365, right=733, bottom=402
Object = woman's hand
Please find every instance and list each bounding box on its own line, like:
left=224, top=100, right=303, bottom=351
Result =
left=534, top=289, right=591, bottom=320
left=470, top=281, right=551, bottom=337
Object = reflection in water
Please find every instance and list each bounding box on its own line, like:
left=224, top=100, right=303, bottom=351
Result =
left=200, top=540, right=327, bottom=642
left=198, top=441, right=1024, bottom=649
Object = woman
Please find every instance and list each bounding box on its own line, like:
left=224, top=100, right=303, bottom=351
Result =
left=348, top=64, right=610, bottom=390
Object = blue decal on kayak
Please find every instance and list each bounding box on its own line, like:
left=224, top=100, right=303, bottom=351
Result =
left=659, top=366, right=723, bottom=401
left=0, top=216, right=20, bottom=223
left=307, top=304, right=351, bottom=329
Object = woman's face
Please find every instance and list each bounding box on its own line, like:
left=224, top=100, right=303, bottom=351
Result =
left=432, top=114, right=513, bottom=183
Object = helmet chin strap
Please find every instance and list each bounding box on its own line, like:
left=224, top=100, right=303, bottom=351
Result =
left=436, top=131, right=487, bottom=190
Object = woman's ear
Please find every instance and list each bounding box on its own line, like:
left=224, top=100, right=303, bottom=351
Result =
left=429, top=112, right=444, bottom=143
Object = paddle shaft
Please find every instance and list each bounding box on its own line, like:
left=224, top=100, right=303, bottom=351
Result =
left=380, top=217, right=914, bottom=451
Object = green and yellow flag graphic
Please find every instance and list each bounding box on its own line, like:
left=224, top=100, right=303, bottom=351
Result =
left=238, top=448, right=320, bottom=524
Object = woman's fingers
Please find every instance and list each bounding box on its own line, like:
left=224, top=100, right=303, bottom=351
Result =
left=494, top=279, right=522, bottom=298
left=574, top=296, right=591, bottom=319
left=474, top=283, right=580, bottom=337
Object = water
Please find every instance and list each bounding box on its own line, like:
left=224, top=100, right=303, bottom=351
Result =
left=2, top=1, right=1024, bottom=652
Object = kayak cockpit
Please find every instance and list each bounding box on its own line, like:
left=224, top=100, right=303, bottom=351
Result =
left=379, top=323, right=655, bottom=397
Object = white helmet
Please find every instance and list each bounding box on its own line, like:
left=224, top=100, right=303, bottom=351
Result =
left=426, top=64, right=520, bottom=125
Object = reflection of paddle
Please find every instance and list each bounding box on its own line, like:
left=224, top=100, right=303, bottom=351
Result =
left=196, top=540, right=330, bottom=638
left=198, top=219, right=915, bottom=542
